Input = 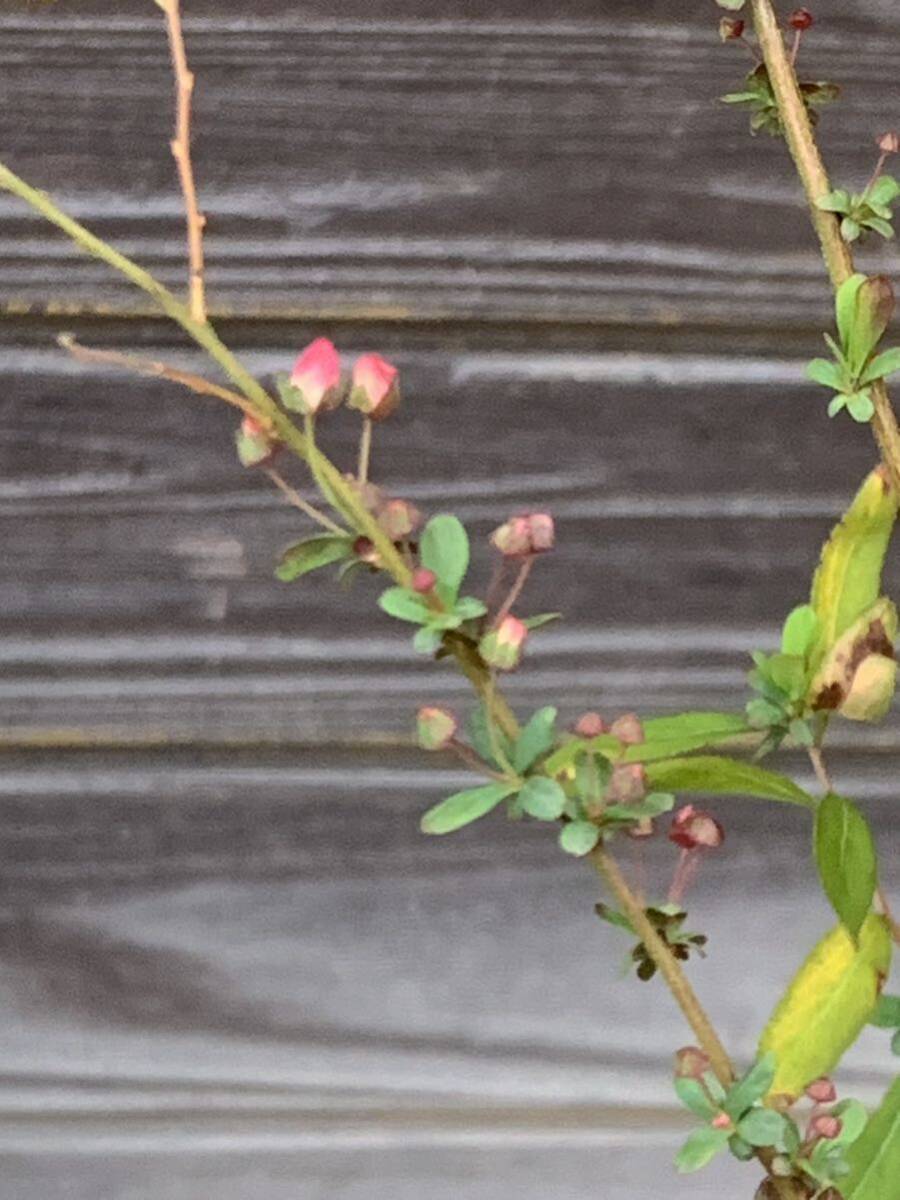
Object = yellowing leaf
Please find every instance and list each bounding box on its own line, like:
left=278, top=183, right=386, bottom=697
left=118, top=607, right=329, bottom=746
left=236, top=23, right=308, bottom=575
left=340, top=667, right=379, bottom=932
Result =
left=810, top=467, right=898, bottom=672
left=758, top=915, right=891, bottom=1101
left=809, top=597, right=897, bottom=720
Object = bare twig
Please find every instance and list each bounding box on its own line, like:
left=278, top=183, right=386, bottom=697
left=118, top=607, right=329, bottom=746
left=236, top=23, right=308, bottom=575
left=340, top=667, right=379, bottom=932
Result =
left=265, top=468, right=347, bottom=535
left=156, top=0, right=207, bottom=322
left=357, top=417, right=373, bottom=486
left=494, top=558, right=533, bottom=626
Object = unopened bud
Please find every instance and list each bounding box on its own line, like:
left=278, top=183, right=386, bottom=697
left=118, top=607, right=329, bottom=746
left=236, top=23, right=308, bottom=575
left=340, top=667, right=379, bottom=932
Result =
left=479, top=616, right=528, bottom=671
left=574, top=711, right=608, bottom=738
left=805, top=1077, right=837, bottom=1104
left=878, top=131, right=900, bottom=155
left=285, top=337, right=343, bottom=415
left=674, top=1046, right=711, bottom=1080
left=609, top=712, right=644, bottom=746
left=607, top=763, right=647, bottom=805
left=236, top=416, right=276, bottom=467
left=416, top=706, right=458, bottom=751
left=353, top=536, right=380, bottom=566
left=811, top=1114, right=842, bottom=1141
left=490, top=512, right=555, bottom=557
left=349, top=353, right=400, bottom=421
left=669, top=805, right=725, bottom=851
left=411, top=568, right=437, bottom=594
left=719, top=16, right=745, bottom=40
left=788, top=8, right=813, bottom=30
left=711, top=1112, right=733, bottom=1130
left=378, top=497, right=423, bottom=541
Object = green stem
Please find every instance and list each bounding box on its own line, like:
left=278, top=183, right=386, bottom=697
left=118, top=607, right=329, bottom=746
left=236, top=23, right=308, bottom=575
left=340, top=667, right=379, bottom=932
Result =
left=748, top=0, right=900, bottom=494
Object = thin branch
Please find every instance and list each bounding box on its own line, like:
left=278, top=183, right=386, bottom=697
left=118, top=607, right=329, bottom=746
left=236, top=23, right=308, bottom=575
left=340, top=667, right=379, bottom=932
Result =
left=494, top=558, right=533, bottom=626
left=357, top=417, right=373, bottom=486
left=265, top=468, right=346, bottom=535
left=592, top=847, right=735, bottom=1088
left=749, top=0, right=900, bottom=493
left=156, top=0, right=207, bottom=322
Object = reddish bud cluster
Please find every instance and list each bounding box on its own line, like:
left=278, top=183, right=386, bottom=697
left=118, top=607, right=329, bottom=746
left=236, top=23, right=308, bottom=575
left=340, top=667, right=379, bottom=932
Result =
left=810, top=1114, right=842, bottom=1141
left=490, top=512, right=555, bottom=557
left=283, top=338, right=401, bottom=423
left=805, top=1077, right=837, bottom=1104
left=788, top=7, right=814, bottom=30
left=610, top=712, right=644, bottom=746
left=574, top=711, right=607, bottom=738
left=718, top=17, right=745, bottom=41
left=669, top=805, right=725, bottom=851
left=416, top=706, right=458, bottom=752
left=378, top=497, right=422, bottom=541
left=674, top=1046, right=711, bottom=1080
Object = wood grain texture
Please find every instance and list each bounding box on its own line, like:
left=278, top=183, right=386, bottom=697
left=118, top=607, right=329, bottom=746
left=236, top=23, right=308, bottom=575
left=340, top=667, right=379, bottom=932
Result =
left=1, top=1, right=899, bottom=326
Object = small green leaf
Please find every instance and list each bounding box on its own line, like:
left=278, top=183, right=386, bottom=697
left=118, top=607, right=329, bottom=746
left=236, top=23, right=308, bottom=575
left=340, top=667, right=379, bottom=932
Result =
left=468, top=703, right=514, bottom=770
left=867, top=175, right=900, bottom=206
left=847, top=391, right=876, bottom=423
left=645, top=756, right=815, bottom=808
left=828, top=393, right=848, bottom=418
left=870, top=994, right=900, bottom=1028
left=675, top=1126, right=731, bottom=1174
left=807, top=358, right=845, bottom=390
left=724, top=1053, right=777, bottom=1119
left=728, top=1134, right=756, bottom=1162
left=413, top=626, right=444, bottom=655
left=832, top=1099, right=869, bottom=1148
left=420, top=781, right=519, bottom=835
left=518, top=776, right=567, bottom=821
left=843, top=1078, right=900, bottom=1200
left=817, top=189, right=851, bottom=214
left=419, top=515, right=470, bottom=605
left=860, top=347, right=900, bottom=386
left=378, top=586, right=432, bottom=625
left=836, top=274, right=868, bottom=350
left=512, top=706, right=559, bottom=773
left=521, top=612, right=562, bottom=630
left=605, top=792, right=675, bottom=821
left=847, top=276, right=895, bottom=375
left=454, top=596, right=488, bottom=620
left=674, top=1078, right=717, bottom=1120
left=814, top=793, right=878, bottom=939
left=788, top=717, right=815, bottom=747
left=736, top=1108, right=788, bottom=1148
left=782, top=605, right=820, bottom=657
left=862, top=215, right=895, bottom=240
left=559, top=820, right=601, bottom=857
left=275, top=534, right=353, bottom=581
left=841, top=217, right=862, bottom=243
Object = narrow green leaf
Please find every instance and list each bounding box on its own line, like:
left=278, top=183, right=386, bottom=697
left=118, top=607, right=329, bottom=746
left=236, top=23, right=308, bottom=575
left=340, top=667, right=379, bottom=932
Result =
left=420, top=781, right=518, bottom=835
left=674, top=1078, right=717, bottom=1120
left=843, top=1078, right=900, bottom=1199
left=816, top=189, right=851, bottom=214
left=723, top=1052, right=777, bottom=1119
left=605, top=792, right=675, bottom=821
left=378, top=586, right=432, bottom=625
left=814, top=793, right=878, bottom=939
left=807, top=358, right=845, bottom=390
left=518, top=777, right=567, bottom=821
left=558, top=820, right=601, bottom=857
left=828, top=393, right=848, bottom=418
left=275, top=534, right=353, bottom=581
left=860, top=346, right=900, bottom=386
left=645, top=756, right=815, bottom=808
left=847, top=276, right=895, bottom=375
left=867, top=174, right=900, bottom=206
left=420, top=514, right=469, bottom=605
left=454, top=596, right=488, bottom=620
left=468, top=703, right=514, bottom=771
left=675, top=1126, right=731, bottom=1174
left=512, top=706, right=559, bottom=773
left=836, top=274, right=868, bottom=349
left=521, top=612, right=562, bottom=630
left=782, top=605, right=820, bottom=657
left=862, top=215, right=895, bottom=240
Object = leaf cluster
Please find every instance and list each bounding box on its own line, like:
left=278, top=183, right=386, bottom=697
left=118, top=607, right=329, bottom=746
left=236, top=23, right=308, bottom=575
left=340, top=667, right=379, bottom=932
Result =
left=597, top=902, right=707, bottom=981
left=817, top=175, right=900, bottom=244
left=722, top=65, right=838, bottom=137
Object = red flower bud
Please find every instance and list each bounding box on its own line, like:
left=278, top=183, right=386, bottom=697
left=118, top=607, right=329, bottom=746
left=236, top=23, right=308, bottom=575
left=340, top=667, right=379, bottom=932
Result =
left=411, top=568, right=437, bottom=594
left=719, top=17, right=745, bottom=41
left=607, top=763, right=647, bottom=805
left=878, top=131, right=900, bottom=155
left=417, top=706, right=458, bottom=751
left=674, top=1046, right=711, bottom=1080
left=490, top=512, right=555, bottom=557
left=479, top=616, right=528, bottom=671
left=574, top=711, right=608, bottom=738
left=609, top=712, right=644, bottom=746
left=788, top=8, right=813, bottom=30
left=810, top=1114, right=842, bottom=1141
left=378, top=498, right=423, bottom=541
left=711, top=1112, right=733, bottom=1130
left=805, top=1077, right=837, bottom=1104
left=349, top=353, right=400, bottom=421
left=288, top=337, right=343, bottom=415
left=669, top=805, right=725, bottom=851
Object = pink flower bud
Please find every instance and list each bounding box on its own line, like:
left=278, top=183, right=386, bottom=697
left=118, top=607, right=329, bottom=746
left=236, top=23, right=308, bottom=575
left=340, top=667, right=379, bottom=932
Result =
left=288, top=337, right=343, bottom=415
left=669, top=805, right=725, bottom=851
left=805, top=1078, right=837, bottom=1104
left=607, top=763, right=647, bottom=805
left=490, top=513, right=555, bottom=557
left=574, top=712, right=608, bottom=738
left=674, top=1046, right=711, bottom=1080
left=479, top=616, right=528, bottom=671
left=609, top=713, right=644, bottom=746
left=241, top=415, right=266, bottom=438
left=417, top=706, right=458, bottom=751
left=236, top=416, right=276, bottom=467
left=411, top=568, right=437, bottom=594
left=378, top=498, right=423, bottom=541
left=719, top=17, right=745, bottom=40
left=349, top=353, right=400, bottom=422
left=788, top=7, right=813, bottom=30
left=878, top=131, right=900, bottom=154
left=711, top=1112, right=733, bottom=1130
left=810, top=1114, right=842, bottom=1141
